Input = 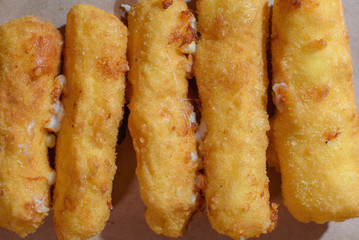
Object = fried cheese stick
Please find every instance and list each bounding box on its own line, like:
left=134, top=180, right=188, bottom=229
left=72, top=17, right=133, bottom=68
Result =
left=0, top=16, right=62, bottom=237
left=53, top=4, right=128, bottom=240
left=271, top=0, right=359, bottom=223
left=194, top=0, right=277, bottom=238
left=128, top=0, right=199, bottom=237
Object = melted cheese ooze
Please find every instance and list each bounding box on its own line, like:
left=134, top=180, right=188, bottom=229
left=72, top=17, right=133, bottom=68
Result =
left=195, top=120, right=207, bottom=141
left=45, top=75, right=66, bottom=133
left=33, top=196, right=49, bottom=213
left=180, top=16, right=197, bottom=54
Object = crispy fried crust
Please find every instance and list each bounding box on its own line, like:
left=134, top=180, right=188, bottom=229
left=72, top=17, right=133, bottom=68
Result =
left=194, top=0, right=276, bottom=238
left=127, top=0, right=199, bottom=237
left=0, top=16, right=62, bottom=237
left=272, top=0, right=359, bottom=223
left=266, top=123, right=280, bottom=171
left=53, top=4, right=128, bottom=240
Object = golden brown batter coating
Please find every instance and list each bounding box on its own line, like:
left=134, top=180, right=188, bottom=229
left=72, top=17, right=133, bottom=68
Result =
left=128, top=0, right=199, bottom=237
left=53, top=4, right=128, bottom=240
left=267, top=125, right=280, bottom=171
left=194, top=0, right=276, bottom=238
left=0, top=16, right=62, bottom=237
left=272, top=0, right=359, bottom=223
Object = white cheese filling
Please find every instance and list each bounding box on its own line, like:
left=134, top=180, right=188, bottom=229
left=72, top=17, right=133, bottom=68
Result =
left=33, top=196, right=49, bottom=213
left=121, top=4, right=131, bottom=12
left=45, top=75, right=66, bottom=133
left=191, top=193, right=197, bottom=204
left=191, top=152, right=198, bottom=162
left=47, top=171, right=56, bottom=186
left=195, top=120, right=207, bottom=141
left=189, top=111, right=196, bottom=125
left=272, top=82, right=288, bottom=113
left=46, top=134, right=56, bottom=148
left=181, top=16, right=197, bottom=54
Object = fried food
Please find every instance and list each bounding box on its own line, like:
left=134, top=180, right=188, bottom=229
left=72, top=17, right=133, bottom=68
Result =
left=194, top=0, right=277, bottom=238
left=0, top=16, right=62, bottom=237
left=127, top=0, right=199, bottom=237
left=266, top=125, right=280, bottom=171
left=53, top=4, right=128, bottom=240
left=271, top=0, right=359, bottom=223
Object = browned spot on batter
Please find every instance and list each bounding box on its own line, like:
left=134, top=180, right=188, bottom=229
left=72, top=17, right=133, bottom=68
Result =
left=50, top=78, right=63, bottom=105
left=306, top=38, right=328, bottom=51
left=291, top=0, right=301, bottom=8
left=268, top=203, right=279, bottom=232
left=104, top=160, right=113, bottom=173
left=9, top=95, right=18, bottom=105
left=271, top=33, right=279, bottom=42
left=355, top=118, right=359, bottom=136
left=107, top=201, right=112, bottom=210
left=242, top=203, right=251, bottom=212
left=275, top=84, right=288, bottom=95
left=162, top=0, right=173, bottom=9
left=300, top=85, right=330, bottom=103
left=25, top=201, right=34, bottom=210
left=158, top=112, right=165, bottom=118
left=97, top=57, right=129, bottom=79
left=64, top=196, right=76, bottom=211
left=305, top=145, right=314, bottom=155
left=323, top=131, right=341, bottom=143
left=207, top=202, right=214, bottom=215
left=182, top=122, right=191, bottom=136
left=273, top=83, right=288, bottom=112
left=26, top=33, right=61, bottom=80
left=34, top=87, right=46, bottom=105
left=201, top=150, right=209, bottom=160
left=33, top=66, right=44, bottom=77
left=169, top=11, right=198, bottom=47
left=89, top=159, right=100, bottom=178
left=316, top=85, right=330, bottom=101
left=35, top=36, right=58, bottom=63
left=248, top=174, right=259, bottom=187
left=71, top=101, right=78, bottom=127
left=25, top=176, right=42, bottom=181
left=101, top=187, right=108, bottom=194
left=195, top=174, right=207, bottom=190
left=0, top=189, right=4, bottom=197
left=351, top=112, right=357, bottom=120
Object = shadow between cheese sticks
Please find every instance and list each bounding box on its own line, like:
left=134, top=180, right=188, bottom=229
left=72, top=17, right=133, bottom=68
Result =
left=271, top=0, right=359, bottom=223
left=194, top=0, right=277, bottom=238
left=53, top=4, right=128, bottom=240
left=127, top=0, right=200, bottom=237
